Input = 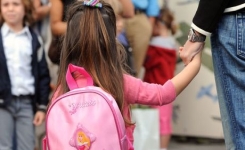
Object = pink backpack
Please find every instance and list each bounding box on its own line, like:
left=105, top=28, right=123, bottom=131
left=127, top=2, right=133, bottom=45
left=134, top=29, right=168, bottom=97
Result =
left=43, top=64, right=128, bottom=150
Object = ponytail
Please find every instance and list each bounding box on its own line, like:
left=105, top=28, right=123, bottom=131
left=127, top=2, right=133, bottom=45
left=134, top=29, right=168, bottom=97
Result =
left=57, top=0, right=131, bottom=125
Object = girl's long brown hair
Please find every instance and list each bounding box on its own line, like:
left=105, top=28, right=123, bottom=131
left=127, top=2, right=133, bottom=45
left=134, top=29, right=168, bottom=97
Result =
left=56, top=0, right=129, bottom=124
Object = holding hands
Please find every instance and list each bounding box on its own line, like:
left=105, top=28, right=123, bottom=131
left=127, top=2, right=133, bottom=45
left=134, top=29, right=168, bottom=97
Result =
left=179, top=28, right=206, bottom=65
left=179, top=40, right=204, bottom=65
left=171, top=41, right=204, bottom=96
left=170, top=34, right=204, bottom=95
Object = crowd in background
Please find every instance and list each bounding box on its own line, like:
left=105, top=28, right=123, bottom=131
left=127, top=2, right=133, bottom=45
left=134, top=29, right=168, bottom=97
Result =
left=30, top=0, right=245, bottom=150
left=43, top=0, right=178, bottom=149
left=0, top=0, right=179, bottom=150
left=47, top=1, right=178, bottom=150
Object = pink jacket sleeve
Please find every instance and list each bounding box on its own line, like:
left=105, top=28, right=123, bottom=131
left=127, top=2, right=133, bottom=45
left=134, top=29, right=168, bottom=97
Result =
left=124, top=74, right=176, bottom=106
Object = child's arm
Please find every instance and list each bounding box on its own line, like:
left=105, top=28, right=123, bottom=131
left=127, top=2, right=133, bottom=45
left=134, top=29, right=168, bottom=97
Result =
left=33, top=111, right=45, bottom=126
left=171, top=45, right=203, bottom=96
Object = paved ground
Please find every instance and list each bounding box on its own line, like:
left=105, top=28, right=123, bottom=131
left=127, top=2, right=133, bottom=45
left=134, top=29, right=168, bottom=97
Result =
left=169, top=136, right=225, bottom=150
left=169, top=141, right=225, bottom=150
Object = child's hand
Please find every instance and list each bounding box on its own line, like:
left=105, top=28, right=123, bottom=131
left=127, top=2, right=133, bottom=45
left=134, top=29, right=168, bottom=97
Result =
left=33, top=111, right=45, bottom=126
left=172, top=45, right=203, bottom=96
left=179, top=42, right=204, bottom=65
left=179, top=41, right=204, bottom=65
left=192, top=50, right=202, bottom=63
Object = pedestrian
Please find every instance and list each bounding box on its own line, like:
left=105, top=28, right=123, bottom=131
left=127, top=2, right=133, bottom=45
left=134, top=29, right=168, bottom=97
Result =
left=124, top=0, right=160, bottom=77
left=180, top=1, right=245, bottom=149
left=0, top=0, right=50, bottom=149
left=51, top=0, right=203, bottom=149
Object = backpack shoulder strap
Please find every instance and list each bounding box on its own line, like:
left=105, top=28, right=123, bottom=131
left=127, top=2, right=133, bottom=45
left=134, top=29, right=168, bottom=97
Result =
left=66, top=64, right=93, bottom=90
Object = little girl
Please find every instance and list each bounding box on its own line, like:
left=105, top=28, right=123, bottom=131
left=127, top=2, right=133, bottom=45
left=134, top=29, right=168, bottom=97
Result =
left=52, top=0, right=204, bottom=149
left=0, top=0, right=50, bottom=149
left=144, top=8, right=178, bottom=150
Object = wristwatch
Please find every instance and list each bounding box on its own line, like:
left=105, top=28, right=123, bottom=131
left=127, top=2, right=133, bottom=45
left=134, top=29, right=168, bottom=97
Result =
left=188, top=28, right=206, bottom=42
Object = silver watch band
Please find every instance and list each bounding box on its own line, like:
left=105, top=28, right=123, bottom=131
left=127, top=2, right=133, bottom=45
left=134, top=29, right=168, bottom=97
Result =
left=188, top=29, right=206, bottom=42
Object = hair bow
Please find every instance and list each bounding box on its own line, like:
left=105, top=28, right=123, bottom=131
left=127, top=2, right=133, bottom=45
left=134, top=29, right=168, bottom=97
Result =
left=83, top=0, right=102, bottom=8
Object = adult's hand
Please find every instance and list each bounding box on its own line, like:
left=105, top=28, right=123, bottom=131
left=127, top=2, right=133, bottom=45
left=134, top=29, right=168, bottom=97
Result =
left=180, top=40, right=204, bottom=65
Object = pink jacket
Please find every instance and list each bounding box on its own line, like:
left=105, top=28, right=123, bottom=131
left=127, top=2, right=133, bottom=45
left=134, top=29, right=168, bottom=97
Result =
left=52, top=74, right=176, bottom=150
left=123, top=74, right=176, bottom=149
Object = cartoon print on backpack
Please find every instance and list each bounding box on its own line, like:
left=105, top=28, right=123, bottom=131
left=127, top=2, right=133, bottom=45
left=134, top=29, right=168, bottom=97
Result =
left=69, top=123, right=96, bottom=150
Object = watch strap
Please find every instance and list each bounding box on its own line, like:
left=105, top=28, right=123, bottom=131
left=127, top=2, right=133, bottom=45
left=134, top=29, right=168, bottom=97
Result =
left=188, top=29, right=206, bottom=42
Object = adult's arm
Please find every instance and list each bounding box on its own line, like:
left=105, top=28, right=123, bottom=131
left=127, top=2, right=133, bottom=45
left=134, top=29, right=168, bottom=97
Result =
left=180, top=0, right=229, bottom=65
left=50, top=0, right=67, bottom=36
left=191, top=0, right=229, bottom=36
left=119, top=0, right=134, bottom=18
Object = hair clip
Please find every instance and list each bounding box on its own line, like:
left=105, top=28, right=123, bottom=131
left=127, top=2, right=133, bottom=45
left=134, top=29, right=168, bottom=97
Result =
left=83, top=0, right=102, bottom=8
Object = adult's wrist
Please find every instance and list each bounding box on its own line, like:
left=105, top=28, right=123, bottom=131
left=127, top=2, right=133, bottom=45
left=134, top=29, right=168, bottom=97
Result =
left=188, top=28, right=206, bottom=42
left=193, top=29, right=206, bottom=37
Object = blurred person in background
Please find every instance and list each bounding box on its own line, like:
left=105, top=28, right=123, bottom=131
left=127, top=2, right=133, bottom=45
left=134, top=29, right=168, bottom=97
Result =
left=124, top=0, right=160, bottom=78
left=107, top=0, right=136, bottom=75
left=48, top=0, right=134, bottom=65
left=0, top=0, right=50, bottom=150
left=143, top=8, right=178, bottom=150
left=32, top=1, right=53, bottom=150
left=33, top=0, right=51, bottom=44
left=48, top=0, right=74, bottom=65
left=180, top=0, right=245, bottom=149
